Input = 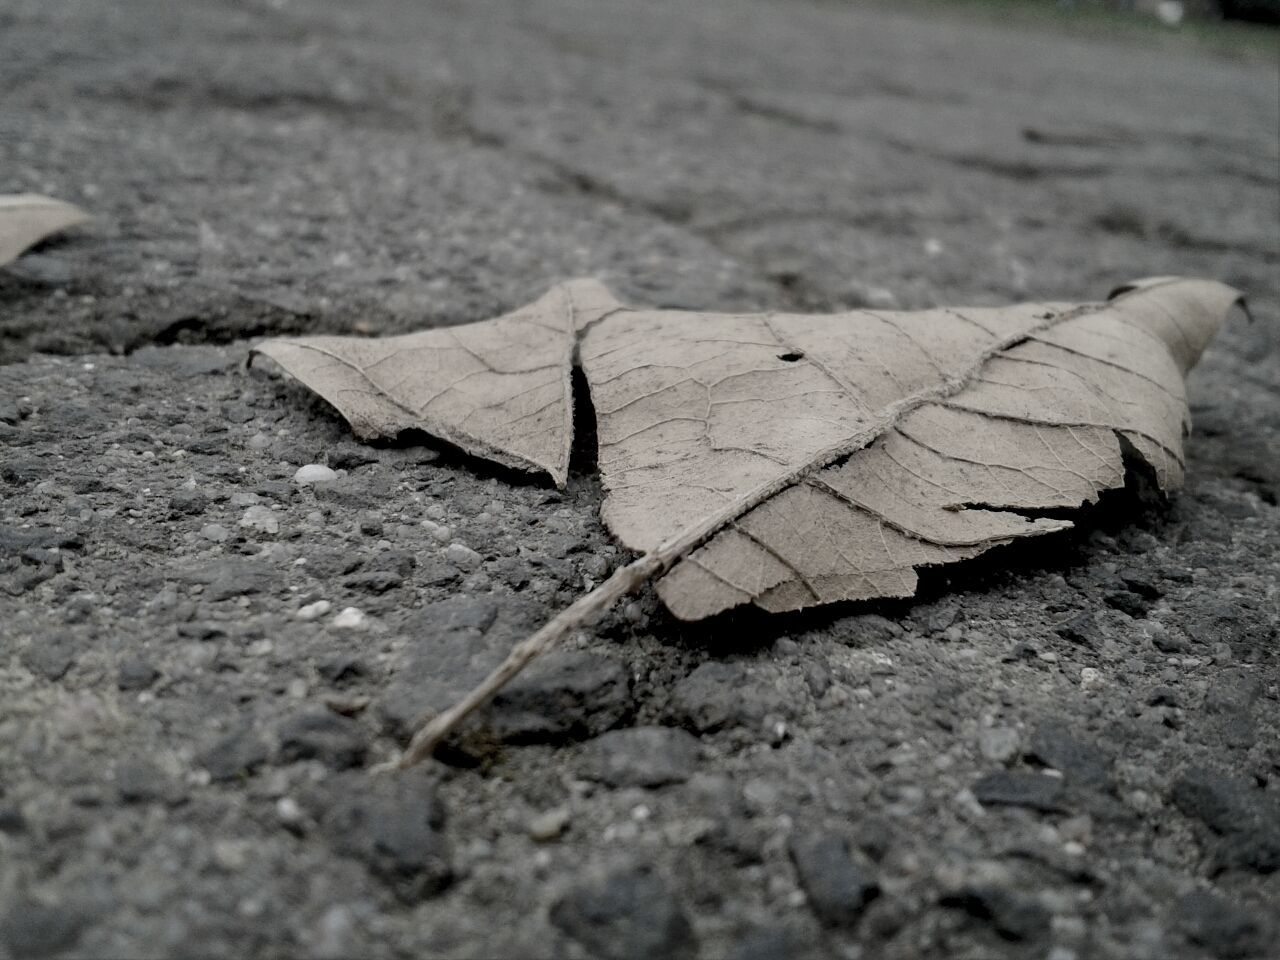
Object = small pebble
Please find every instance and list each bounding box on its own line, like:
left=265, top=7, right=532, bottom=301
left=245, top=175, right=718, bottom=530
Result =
left=333, top=607, right=366, bottom=629
left=201, top=523, right=231, bottom=543
left=294, top=463, right=338, bottom=485
left=528, top=806, right=572, bottom=841
left=297, top=600, right=332, bottom=621
left=247, top=432, right=272, bottom=451
left=239, top=505, right=279, bottom=535
left=445, top=543, right=482, bottom=571
left=276, top=796, right=304, bottom=827
left=978, top=726, right=1020, bottom=763
left=117, top=659, right=160, bottom=691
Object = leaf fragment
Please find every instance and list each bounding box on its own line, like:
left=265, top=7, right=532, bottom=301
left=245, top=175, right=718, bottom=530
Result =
left=0, top=194, right=91, bottom=268
left=253, top=279, right=621, bottom=486
left=255, top=274, right=1242, bottom=765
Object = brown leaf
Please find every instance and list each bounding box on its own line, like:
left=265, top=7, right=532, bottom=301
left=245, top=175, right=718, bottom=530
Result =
left=0, top=194, right=91, bottom=267
left=582, top=276, right=1235, bottom=619
left=255, top=275, right=1242, bottom=764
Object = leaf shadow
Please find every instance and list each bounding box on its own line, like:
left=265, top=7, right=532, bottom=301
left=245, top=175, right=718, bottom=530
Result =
left=641, top=445, right=1173, bottom=656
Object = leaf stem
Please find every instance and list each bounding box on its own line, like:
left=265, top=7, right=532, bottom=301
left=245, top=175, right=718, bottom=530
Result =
left=395, top=552, right=664, bottom=767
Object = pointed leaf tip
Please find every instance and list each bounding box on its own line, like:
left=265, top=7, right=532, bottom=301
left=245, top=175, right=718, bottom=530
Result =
left=252, top=279, right=627, bottom=487
left=0, top=193, right=92, bottom=267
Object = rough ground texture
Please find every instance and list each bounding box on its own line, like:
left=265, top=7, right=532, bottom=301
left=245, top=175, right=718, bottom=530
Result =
left=1, top=1, right=1277, bottom=958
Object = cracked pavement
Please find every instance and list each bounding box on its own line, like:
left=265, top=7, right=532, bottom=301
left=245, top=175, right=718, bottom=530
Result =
left=1, top=1, right=1277, bottom=958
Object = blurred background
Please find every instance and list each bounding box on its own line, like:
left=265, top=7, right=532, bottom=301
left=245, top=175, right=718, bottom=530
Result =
left=1, top=0, right=1275, bottom=364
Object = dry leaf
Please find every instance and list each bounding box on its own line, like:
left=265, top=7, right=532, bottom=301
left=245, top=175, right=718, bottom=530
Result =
left=0, top=194, right=91, bottom=268
left=255, top=281, right=621, bottom=486
left=253, top=275, right=1242, bottom=765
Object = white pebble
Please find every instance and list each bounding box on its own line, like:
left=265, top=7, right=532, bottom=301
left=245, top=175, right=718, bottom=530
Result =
left=200, top=523, right=230, bottom=543
left=294, top=463, right=338, bottom=485
left=239, top=505, right=279, bottom=535
left=528, top=806, right=571, bottom=841
left=1080, top=667, right=1101, bottom=687
left=297, top=600, right=332, bottom=621
left=276, top=796, right=304, bottom=826
left=332, top=607, right=366, bottom=629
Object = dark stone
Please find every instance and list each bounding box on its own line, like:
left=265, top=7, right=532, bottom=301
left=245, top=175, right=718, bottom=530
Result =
left=342, top=571, right=402, bottom=593
left=1025, top=722, right=1112, bottom=788
left=220, top=401, right=255, bottom=423
left=1176, top=889, right=1266, bottom=959
left=254, top=480, right=295, bottom=501
left=941, top=886, right=1051, bottom=942
left=0, top=459, right=44, bottom=485
left=417, top=558, right=462, bottom=587
left=550, top=864, right=697, bottom=960
left=21, top=548, right=63, bottom=570
left=1160, top=565, right=1195, bottom=584
left=115, top=758, right=186, bottom=805
left=378, top=597, right=539, bottom=737
left=176, top=621, right=227, bottom=641
left=580, top=726, right=700, bottom=788
left=788, top=830, right=879, bottom=928
left=421, top=596, right=498, bottom=633
left=803, top=662, right=830, bottom=698
left=1053, top=612, right=1097, bottom=646
left=0, top=525, right=82, bottom=556
left=0, top=899, right=93, bottom=958
left=326, top=442, right=379, bottom=469
left=487, top=651, right=631, bottom=743
left=1203, top=669, right=1264, bottom=714
left=972, top=771, right=1065, bottom=812
left=358, top=516, right=384, bottom=537
left=1153, top=631, right=1192, bottom=654
left=369, top=550, right=415, bottom=578
left=667, top=661, right=787, bottom=733
left=311, top=476, right=389, bottom=509
left=117, top=658, right=160, bottom=690
left=318, top=655, right=367, bottom=685
left=726, top=926, right=807, bottom=960
left=198, top=725, right=271, bottom=781
left=1103, top=589, right=1150, bottom=619
left=1147, top=686, right=1180, bottom=707
left=169, top=489, right=208, bottom=515
left=925, top=603, right=959, bottom=633
left=277, top=708, right=368, bottom=769
left=20, top=639, right=76, bottom=681
left=1118, top=567, right=1163, bottom=600
left=311, top=770, right=451, bottom=902
left=1201, top=669, right=1260, bottom=749
left=845, top=614, right=902, bottom=645
left=1171, top=768, right=1280, bottom=874
left=0, top=806, right=27, bottom=835
left=182, top=559, right=275, bottom=601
